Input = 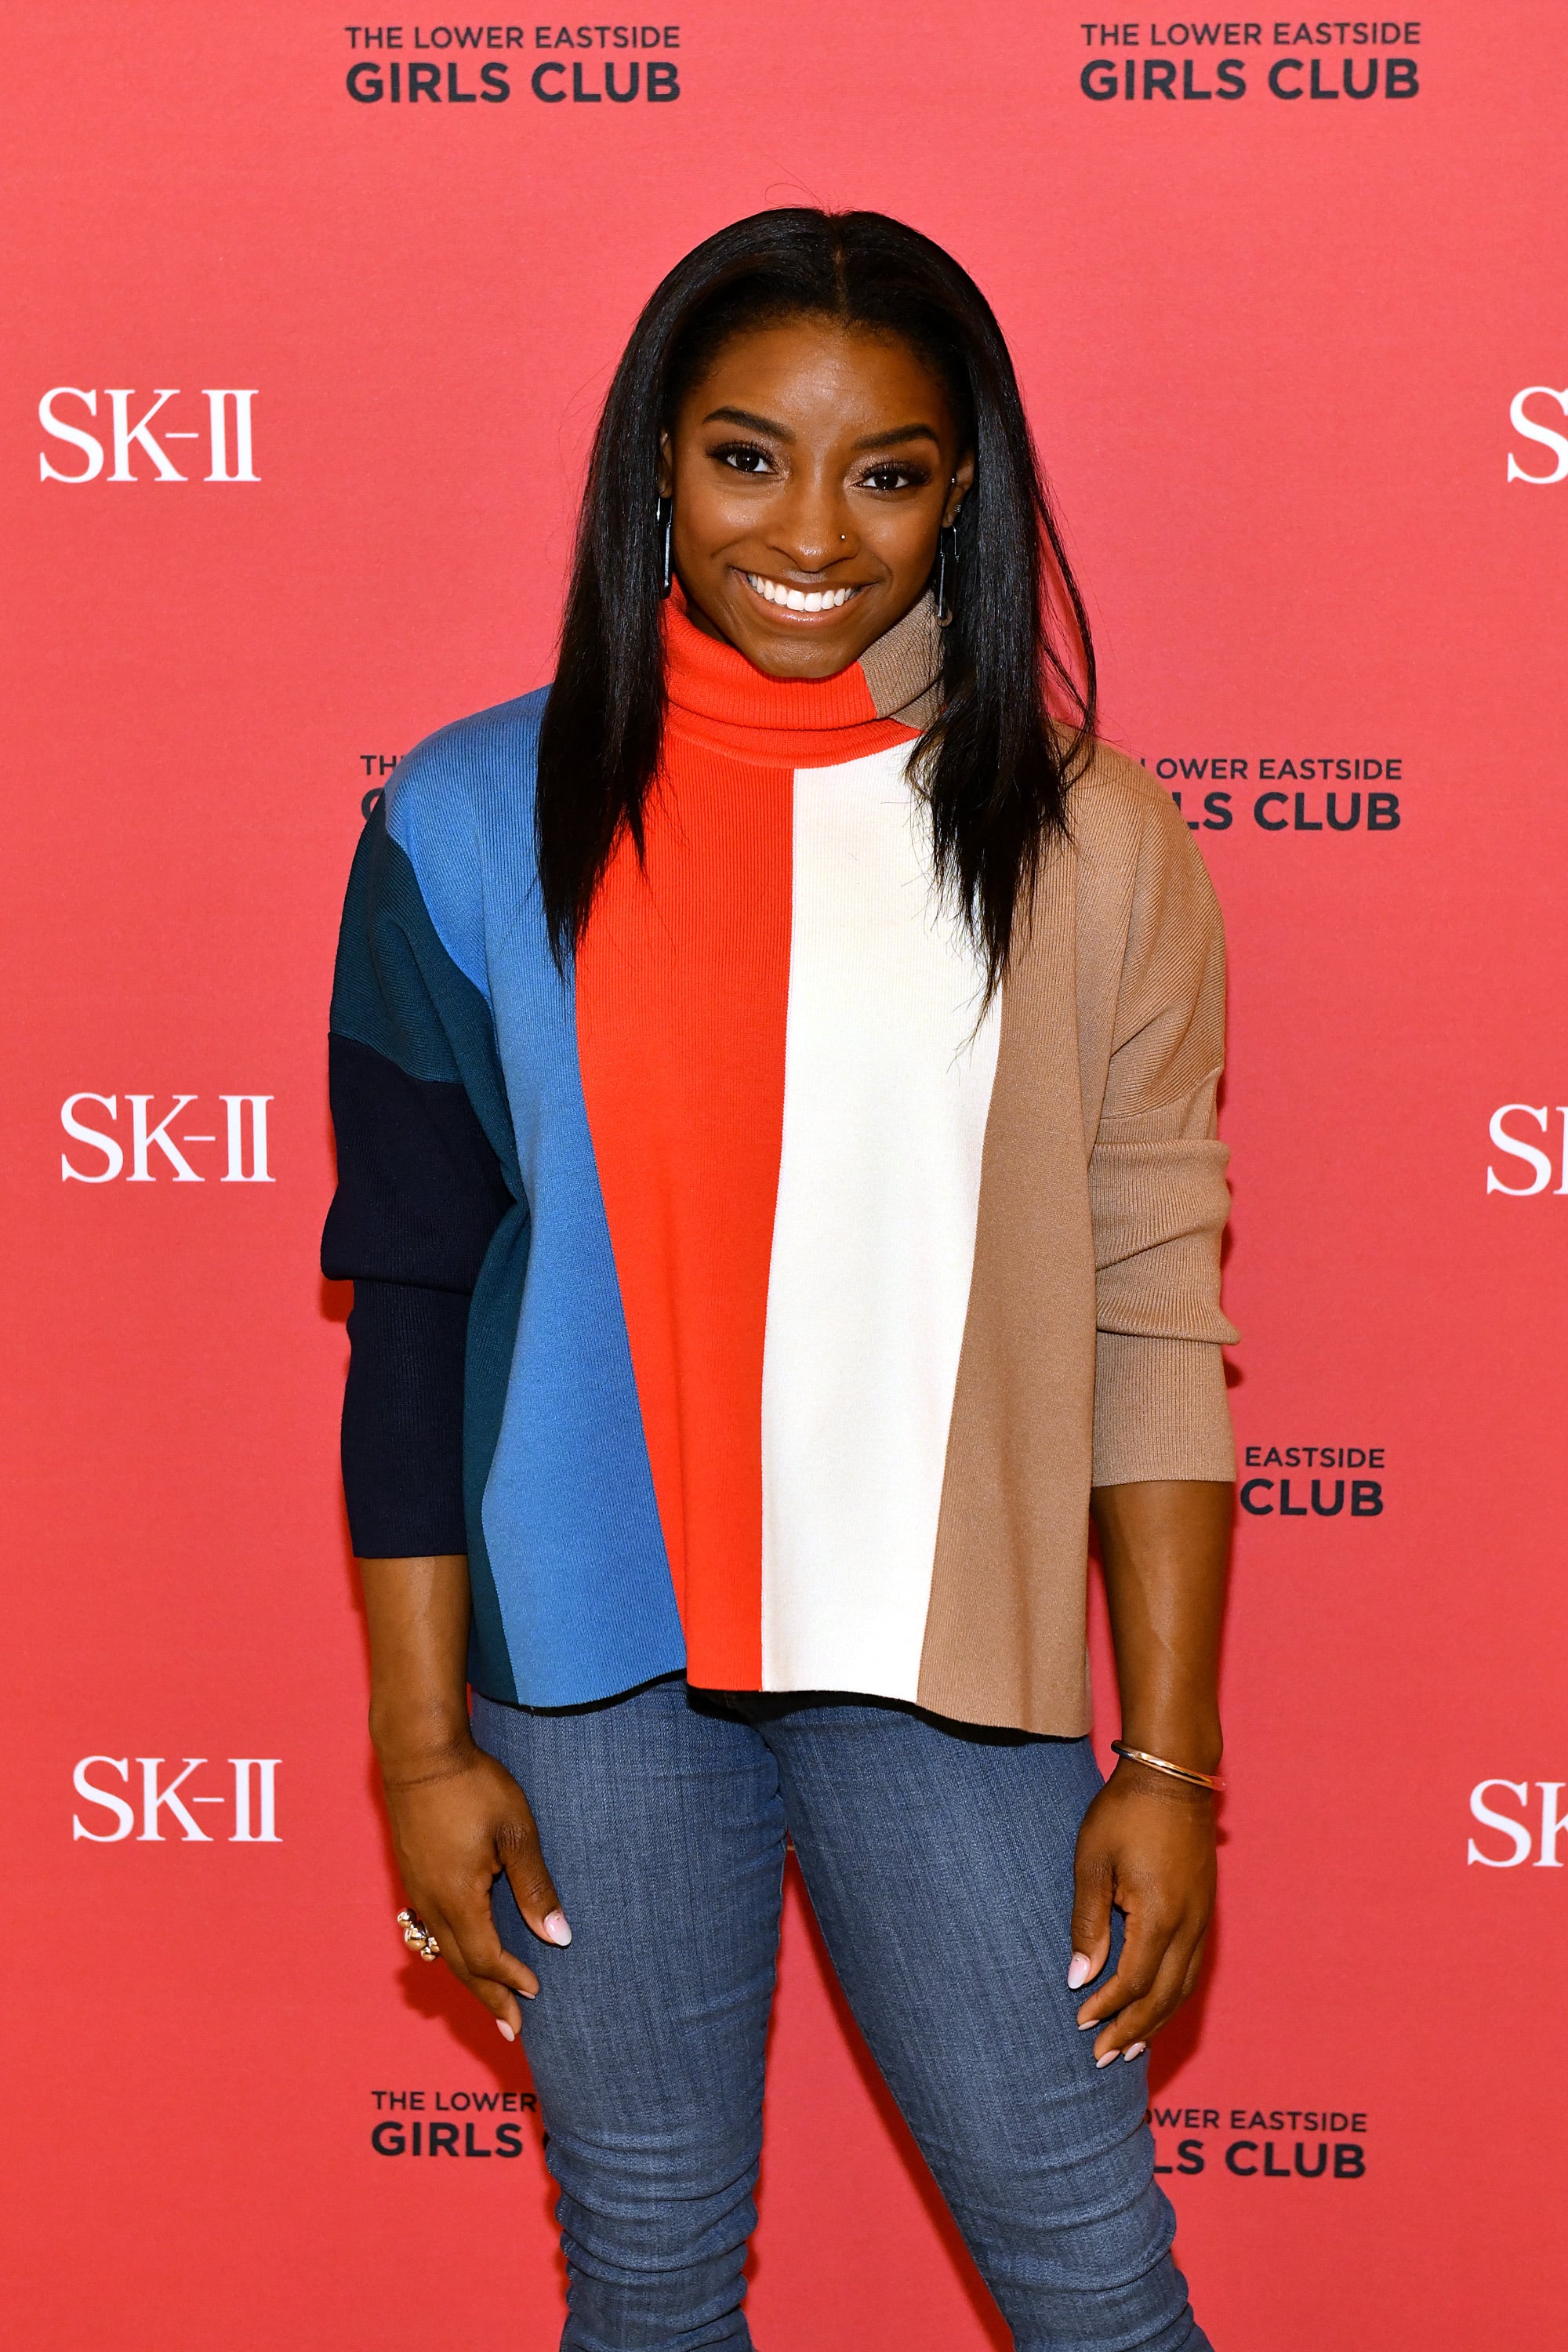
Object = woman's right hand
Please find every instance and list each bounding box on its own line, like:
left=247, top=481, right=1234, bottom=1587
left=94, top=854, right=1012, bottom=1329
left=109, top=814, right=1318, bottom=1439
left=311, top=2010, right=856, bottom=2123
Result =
left=357, top=1556, right=569, bottom=2038
left=379, top=1736, right=572, bottom=2041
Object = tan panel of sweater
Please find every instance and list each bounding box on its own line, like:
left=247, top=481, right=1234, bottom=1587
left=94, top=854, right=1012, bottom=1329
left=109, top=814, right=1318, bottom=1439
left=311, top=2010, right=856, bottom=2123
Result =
left=916, top=743, right=1237, bottom=1736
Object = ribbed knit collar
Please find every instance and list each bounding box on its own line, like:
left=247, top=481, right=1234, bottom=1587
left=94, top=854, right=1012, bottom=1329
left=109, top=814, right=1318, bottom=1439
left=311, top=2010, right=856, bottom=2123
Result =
left=662, top=587, right=939, bottom=768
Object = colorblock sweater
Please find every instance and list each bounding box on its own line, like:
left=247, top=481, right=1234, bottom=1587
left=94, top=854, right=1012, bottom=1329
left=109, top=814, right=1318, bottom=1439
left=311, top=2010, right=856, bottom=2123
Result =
left=323, top=594, right=1237, bottom=1737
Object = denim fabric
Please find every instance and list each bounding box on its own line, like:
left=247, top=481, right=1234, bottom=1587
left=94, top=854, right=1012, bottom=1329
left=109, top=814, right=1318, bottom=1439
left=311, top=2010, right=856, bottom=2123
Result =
left=472, top=1676, right=1210, bottom=2352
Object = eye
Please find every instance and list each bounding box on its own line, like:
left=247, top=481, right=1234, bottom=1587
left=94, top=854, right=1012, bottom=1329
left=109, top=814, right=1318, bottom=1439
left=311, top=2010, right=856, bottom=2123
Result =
left=709, top=440, right=775, bottom=476
left=858, top=460, right=932, bottom=494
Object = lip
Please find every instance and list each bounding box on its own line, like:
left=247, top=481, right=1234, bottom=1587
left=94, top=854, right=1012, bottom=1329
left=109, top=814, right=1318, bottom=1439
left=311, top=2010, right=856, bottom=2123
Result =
left=732, top=567, right=871, bottom=625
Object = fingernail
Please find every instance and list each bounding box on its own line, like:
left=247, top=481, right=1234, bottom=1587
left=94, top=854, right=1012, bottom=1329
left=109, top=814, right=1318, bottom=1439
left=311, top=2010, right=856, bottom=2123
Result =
left=1123, top=2042, right=1147, bottom=2062
left=543, top=1910, right=572, bottom=1947
left=1077, top=2018, right=1098, bottom=2032
left=1095, top=2050, right=1119, bottom=2069
left=495, top=2020, right=516, bottom=2043
left=1066, top=1952, right=1094, bottom=1990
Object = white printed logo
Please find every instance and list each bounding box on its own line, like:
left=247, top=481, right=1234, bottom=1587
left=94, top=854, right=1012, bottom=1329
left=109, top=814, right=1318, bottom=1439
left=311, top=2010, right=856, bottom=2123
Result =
left=39, top=388, right=259, bottom=483
left=1467, top=1780, right=1568, bottom=1867
left=60, top=1094, right=272, bottom=1183
left=1508, top=387, right=1568, bottom=485
left=73, top=1757, right=281, bottom=1842
left=1486, top=1104, right=1568, bottom=1196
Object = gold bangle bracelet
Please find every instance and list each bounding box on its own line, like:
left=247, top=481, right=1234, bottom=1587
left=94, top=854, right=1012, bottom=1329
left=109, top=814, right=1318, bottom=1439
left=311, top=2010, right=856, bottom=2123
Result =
left=1110, top=1740, right=1225, bottom=1792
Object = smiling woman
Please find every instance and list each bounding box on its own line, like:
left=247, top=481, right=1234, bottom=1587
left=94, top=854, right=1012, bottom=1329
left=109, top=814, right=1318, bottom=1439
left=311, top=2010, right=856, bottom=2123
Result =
left=535, top=209, right=1099, bottom=999
left=660, top=328, right=973, bottom=654
left=324, top=208, right=1237, bottom=2352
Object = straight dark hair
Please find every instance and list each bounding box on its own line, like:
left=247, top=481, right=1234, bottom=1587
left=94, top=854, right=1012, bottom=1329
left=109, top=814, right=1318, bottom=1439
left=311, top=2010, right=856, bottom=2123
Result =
left=535, top=207, right=1096, bottom=996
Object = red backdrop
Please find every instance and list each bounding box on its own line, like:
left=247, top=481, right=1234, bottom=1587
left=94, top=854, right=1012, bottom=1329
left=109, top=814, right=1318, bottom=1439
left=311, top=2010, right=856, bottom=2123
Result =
left=5, top=5, right=1566, bottom=2344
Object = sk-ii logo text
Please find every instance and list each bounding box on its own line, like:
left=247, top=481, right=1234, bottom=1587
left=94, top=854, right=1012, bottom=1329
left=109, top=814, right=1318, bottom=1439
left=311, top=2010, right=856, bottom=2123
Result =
left=38, top=388, right=259, bottom=483
left=73, top=1757, right=281, bottom=1842
left=1508, top=389, right=1568, bottom=485
left=60, top=1094, right=273, bottom=1183
left=1486, top=1104, right=1568, bottom=1196
left=1467, top=1781, right=1568, bottom=1868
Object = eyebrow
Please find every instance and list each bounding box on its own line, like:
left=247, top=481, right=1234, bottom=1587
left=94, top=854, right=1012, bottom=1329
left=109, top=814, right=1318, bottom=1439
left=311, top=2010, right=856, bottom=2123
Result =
left=702, top=405, right=794, bottom=439
left=851, top=423, right=942, bottom=452
left=701, top=405, right=942, bottom=454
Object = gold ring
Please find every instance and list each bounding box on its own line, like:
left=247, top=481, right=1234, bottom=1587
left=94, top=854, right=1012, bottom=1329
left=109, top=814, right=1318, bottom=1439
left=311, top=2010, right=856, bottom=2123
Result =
left=397, top=1906, right=437, bottom=1957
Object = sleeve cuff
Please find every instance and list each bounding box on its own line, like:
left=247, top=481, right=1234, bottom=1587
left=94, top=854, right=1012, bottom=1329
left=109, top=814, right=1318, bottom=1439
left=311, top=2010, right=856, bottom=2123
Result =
left=341, top=1279, right=470, bottom=1556
left=1092, top=1333, right=1236, bottom=1486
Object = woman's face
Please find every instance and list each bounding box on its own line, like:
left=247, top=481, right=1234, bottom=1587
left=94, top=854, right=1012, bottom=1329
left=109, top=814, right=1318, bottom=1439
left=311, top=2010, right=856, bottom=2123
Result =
left=660, top=316, right=975, bottom=681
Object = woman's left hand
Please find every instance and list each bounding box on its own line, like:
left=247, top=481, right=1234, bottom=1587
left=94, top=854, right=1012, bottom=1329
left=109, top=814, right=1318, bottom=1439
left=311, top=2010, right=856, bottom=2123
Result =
left=1067, top=1757, right=1217, bottom=2066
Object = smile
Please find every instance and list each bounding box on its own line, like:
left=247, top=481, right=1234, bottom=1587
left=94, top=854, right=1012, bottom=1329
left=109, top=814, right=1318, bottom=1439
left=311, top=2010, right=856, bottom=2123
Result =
left=739, top=571, right=863, bottom=615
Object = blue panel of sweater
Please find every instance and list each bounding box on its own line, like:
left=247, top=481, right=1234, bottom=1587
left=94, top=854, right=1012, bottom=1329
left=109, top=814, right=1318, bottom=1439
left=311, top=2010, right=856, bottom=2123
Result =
left=326, top=694, right=684, bottom=1708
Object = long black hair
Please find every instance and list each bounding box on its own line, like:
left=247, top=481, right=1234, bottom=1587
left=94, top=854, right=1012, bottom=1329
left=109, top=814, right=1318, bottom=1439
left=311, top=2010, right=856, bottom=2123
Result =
left=535, top=207, right=1096, bottom=996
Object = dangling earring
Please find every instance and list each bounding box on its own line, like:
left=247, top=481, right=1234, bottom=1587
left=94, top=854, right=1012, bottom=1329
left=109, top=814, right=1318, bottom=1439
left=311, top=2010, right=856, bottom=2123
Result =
left=656, top=493, right=673, bottom=597
left=933, top=521, right=959, bottom=627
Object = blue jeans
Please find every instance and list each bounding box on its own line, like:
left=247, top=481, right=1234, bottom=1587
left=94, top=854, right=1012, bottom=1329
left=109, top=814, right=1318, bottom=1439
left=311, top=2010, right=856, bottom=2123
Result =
left=473, top=1676, right=1210, bottom=2352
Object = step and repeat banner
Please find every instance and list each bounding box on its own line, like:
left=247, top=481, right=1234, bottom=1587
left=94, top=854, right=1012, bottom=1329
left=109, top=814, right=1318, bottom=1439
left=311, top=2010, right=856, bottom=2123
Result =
left=5, top=5, right=1564, bottom=2345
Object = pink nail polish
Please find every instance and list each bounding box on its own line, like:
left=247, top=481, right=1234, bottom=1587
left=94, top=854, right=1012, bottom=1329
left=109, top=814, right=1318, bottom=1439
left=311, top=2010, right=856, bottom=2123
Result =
left=1123, top=2042, right=1147, bottom=2062
left=1077, top=2018, right=1098, bottom=2032
left=1095, top=2051, right=1119, bottom=2069
left=1066, top=1952, right=1094, bottom=1990
left=495, top=2019, right=516, bottom=2043
left=543, top=1910, right=572, bottom=1947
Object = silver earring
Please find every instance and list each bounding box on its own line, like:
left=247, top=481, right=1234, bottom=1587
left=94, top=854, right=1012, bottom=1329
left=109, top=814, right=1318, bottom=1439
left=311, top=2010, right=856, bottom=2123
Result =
left=657, top=494, right=673, bottom=597
left=933, top=522, right=959, bottom=626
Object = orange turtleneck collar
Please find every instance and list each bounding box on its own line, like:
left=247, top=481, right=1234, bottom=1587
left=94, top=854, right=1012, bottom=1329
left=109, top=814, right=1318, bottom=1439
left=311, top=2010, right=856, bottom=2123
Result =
left=662, top=586, right=940, bottom=768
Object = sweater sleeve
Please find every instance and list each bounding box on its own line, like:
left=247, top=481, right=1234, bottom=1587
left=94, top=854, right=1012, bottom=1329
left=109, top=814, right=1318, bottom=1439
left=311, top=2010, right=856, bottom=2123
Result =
left=1088, top=791, right=1238, bottom=1486
left=321, top=799, right=517, bottom=1557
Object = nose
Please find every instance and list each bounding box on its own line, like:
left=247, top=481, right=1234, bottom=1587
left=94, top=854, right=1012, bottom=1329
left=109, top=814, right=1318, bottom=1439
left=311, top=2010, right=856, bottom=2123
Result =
left=767, top=467, right=854, bottom=575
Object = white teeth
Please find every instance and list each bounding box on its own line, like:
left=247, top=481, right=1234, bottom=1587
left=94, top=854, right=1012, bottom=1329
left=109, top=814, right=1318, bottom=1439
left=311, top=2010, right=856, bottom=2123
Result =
left=744, top=573, right=855, bottom=612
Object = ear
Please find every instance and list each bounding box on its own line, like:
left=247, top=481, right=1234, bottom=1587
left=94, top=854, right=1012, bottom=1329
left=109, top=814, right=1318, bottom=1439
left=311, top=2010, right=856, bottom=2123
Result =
left=656, top=430, right=673, bottom=500
left=943, top=449, right=976, bottom=527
